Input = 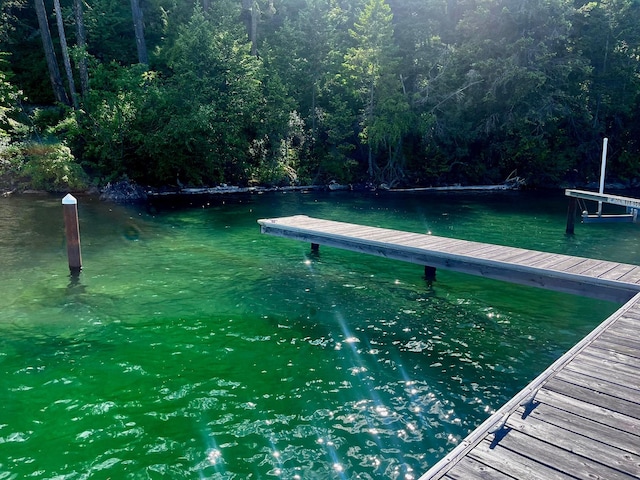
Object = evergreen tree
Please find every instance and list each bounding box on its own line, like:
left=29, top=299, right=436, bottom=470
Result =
left=571, top=0, right=640, bottom=179
left=343, top=0, right=411, bottom=184
left=136, top=4, right=267, bottom=184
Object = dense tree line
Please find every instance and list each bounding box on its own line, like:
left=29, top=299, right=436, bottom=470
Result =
left=1, top=0, right=639, bottom=190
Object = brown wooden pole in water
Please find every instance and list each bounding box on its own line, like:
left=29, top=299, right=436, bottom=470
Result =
left=62, top=194, right=82, bottom=274
left=566, top=196, right=577, bottom=234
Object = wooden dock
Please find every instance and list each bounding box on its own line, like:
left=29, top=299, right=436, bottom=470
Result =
left=258, top=215, right=640, bottom=480
left=258, top=215, right=640, bottom=303
left=419, top=292, right=640, bottom=480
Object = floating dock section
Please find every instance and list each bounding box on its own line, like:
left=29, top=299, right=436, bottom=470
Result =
left=258, top=215, right=640, bottom=303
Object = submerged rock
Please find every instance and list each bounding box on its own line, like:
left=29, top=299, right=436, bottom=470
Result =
left=100, top=180, right=148, bottom=203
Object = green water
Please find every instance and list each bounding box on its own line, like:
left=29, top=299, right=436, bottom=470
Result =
left=0, top=191, right=635, bottom=479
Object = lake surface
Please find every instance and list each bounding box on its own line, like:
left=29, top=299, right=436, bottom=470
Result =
left=1, top=190, right=636, bottom=479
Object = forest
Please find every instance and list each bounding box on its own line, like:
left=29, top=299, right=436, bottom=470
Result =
left=0, top=0, right=639, bottom=192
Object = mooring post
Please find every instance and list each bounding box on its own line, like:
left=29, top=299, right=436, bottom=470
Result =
left=311, top=243, right=319, bottom=253
left=424, top=266, right=436, bottom=286
left=62, top=193, right=82, bottom=275
left=566, top=196, right=577, bottom=235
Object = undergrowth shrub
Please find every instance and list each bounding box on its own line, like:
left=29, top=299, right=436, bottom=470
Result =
left=20, top=142, right=88, bottom=192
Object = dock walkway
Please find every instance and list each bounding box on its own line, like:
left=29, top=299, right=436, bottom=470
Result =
left=258, top=215, right=640, bottom=303
left=258, top=215, right=640, bottom=479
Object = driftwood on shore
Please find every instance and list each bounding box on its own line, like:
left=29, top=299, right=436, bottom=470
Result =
left=152, top=184, right=325, bottom=196
left=388, top=183, right=521, bottom=193
left=98, top=176, right=525, bottom=203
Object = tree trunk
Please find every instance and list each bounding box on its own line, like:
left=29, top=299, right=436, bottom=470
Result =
left=241, top=0, right=258, bottom=56
left=34, top=0, right=69, bottom=105
left=53, top=0, right=79, bottom=109
left=367, top=76, right=375, bottom=177
left=311, top=81, right=317, bottom=143
left=130, top=0, right=148, bottom=65
left=250, top=1, right=259, bottom=56
left=202, top=0, right=211, bottom=11
left=74, top=0, right=89, bottom=99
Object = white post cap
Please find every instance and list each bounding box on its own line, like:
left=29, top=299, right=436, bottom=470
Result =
left=62, top=193, right=77, bottom=205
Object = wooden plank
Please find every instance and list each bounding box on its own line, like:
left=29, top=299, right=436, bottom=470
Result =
left=566, top=259, right=618, bottom=276
left=598, top=325, right=640, bottom=348
left=468, top=437, right=573, bottom=480
left=497, top=250, right=552, bottom=266
left=598, top=263, right=639, bottom=281
left=578, top=347, right=640, bottom=375
left=338, top=227, right=405, bottom=241
left=400, top=235, right=469, bottom=251
left=444, top=242, right=510, bottom=257
left=513, top=402, right=640, bottom=456
left=473, top=245, right=526, bottom=264
left=443, top=456, right=517, bottom=479
left=604, top=312, right=640, bottom=330
left=384, top=232, right=433, bottom=245
left=621, top=309, right=640, bottom=321
left=535, top=388, right=640, bottom=436
left=604, top=320, right=640, bottom=338
left=542, top=376, right=640, bottom=419
left=553, top=363, right=640, bottom=399
left=591, top=335, right=640, bottom=359
left=561, top=356, right=640, bottom=392
left=489, top=427, right=634, bottom=480
left=524, top=253, right=577, bottom=269
left=616, top=266, right=640, bottom=284
left=505, top=409, right=640, bottom=477
left=544, top=256, right=591, bottom=273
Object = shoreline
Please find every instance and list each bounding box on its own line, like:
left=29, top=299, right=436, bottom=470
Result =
left=3, top=180, right=637, bottom=204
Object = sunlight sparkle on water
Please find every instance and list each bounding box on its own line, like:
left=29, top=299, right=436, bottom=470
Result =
left=206, top=449, right=223, bottom=465
left=375, top=405, right=389, bottom=417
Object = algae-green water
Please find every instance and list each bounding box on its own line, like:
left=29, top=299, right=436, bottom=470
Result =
left=1, top=190, right=636, bottom=479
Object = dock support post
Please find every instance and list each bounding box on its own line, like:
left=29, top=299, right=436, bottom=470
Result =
left=311, top=243, right=319, bottom=253
left=62, top=193, right=82, bottom=275
left=566, top=197, right=577, bottom=234
left=424, top=266, right=436, bottom=286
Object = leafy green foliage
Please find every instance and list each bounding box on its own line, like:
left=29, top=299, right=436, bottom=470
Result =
left=1, top=141, right=87, bottom=191
left=0, top=55, right=24, bottom=143
left=139, top=4, right=273, bottom=185
left=341, top=0, right=412, bottom=185
left=2, top=0, right=640, bottom=189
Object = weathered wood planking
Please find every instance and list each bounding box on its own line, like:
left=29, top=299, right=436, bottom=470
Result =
left=258, top=215, right=640, bottom=303
left=419, top=293, right=640, bottom=480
